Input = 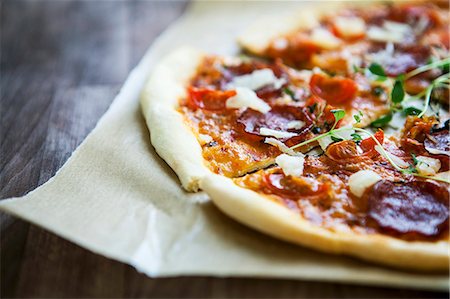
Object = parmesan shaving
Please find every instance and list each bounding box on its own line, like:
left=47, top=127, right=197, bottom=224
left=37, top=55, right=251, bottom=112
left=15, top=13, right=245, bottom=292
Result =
left=334, top=16, right=366, bottom=38
left=310, top=28, right=341, bottom=49
left=264, top=138, right=299, bottom=156
left=228, top=69, right=286, bottom=91
left=416, top=156, right=441, bottom=176
left=226, top=87, right=271, bottom=113
left=275, top=153, right=305, bottom=177
left=367, top=21, right=413, bottom=43
left=425, top=147, right=450, bottom=157
left=259, top=128, right=297, bottom=139
left=306, top=147, right=323, bottom=157
left=286, top=120, right=305, bottom=130
left=348, top=170, right=382, bottom=197
left=374, top=145, right=409, bottom=168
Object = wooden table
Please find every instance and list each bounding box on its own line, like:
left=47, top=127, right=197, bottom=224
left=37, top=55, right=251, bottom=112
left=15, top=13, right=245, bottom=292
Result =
left=1, top=1, right=448, bottom=298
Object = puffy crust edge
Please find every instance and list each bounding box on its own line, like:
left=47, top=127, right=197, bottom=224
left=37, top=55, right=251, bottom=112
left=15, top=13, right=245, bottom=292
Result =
left=140, top=47, right=210, bottom=191
left=201, top=173, right=449, bottom=271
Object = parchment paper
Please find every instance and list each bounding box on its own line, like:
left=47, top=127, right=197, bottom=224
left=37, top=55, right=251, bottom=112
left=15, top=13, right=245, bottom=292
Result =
left=1, top=1, right=448, bottom=291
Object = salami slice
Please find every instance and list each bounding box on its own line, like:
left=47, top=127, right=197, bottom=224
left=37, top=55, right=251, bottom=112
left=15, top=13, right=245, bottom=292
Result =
left=365, top=180, right=449, bottom=237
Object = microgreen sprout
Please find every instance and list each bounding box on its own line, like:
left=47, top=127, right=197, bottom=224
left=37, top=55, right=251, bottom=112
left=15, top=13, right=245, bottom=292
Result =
left=351, top=133, right=362, bottom=142
left=391, top=79, right=405, bottom=104
left=330, top=109, right=345, bottom=130
left=353, top=111, right=363, bottom=124
left=331, top=136, right=343, bottom=142
left=370, top=112, right=393, bottom=128
left=368, top=63, right=386, bottom=77
left=365, top=57, right=449, bottom=127
left=287, top=110, right=449, bottom=184
left=283, top=87, right=296, bottom=100
left=404, top=57, right=450, bottom=80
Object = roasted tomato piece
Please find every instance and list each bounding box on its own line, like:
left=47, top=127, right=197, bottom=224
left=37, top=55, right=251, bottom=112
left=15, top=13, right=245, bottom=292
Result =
left=236, top=106, right=313, bottom=142
left=309, top=73, right=357, bottom=105
left=365, top=180, right=449, bottom=238
left=326, top=140, right=359, bottom=162
left=186, top=87, right=236, bottom=111
left=360, top=130, right=384, bottom=158
left=264, top=172, right=329, bottom=199
left=325, top=140, right=376, bottom=171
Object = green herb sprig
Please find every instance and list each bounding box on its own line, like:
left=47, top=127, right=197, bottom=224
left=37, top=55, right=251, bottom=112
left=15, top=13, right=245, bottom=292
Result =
left=367, top=58, right=450, bottom=126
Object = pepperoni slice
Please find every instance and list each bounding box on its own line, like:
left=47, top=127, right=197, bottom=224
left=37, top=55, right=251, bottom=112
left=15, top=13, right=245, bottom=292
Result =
left=373, top=45, right=430, bottom=77
left=186, top=87, right=236, bottom=111
left=360, top=130, right=384, bottom=158
left=326, top=141, right=359, bottom=162
left=309, top=73, right=357, bottom=105
left=236, top=106, right=313, bottom=142
left=365, top=180, right=449, bottom=238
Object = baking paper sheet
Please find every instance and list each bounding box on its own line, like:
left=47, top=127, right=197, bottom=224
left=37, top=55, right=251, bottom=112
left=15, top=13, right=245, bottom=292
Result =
left=1, top=1, right=448, bottom=291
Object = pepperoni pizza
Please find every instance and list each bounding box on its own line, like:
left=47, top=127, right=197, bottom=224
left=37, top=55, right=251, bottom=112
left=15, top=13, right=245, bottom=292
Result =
left=141, top=1, right=449, bottom=270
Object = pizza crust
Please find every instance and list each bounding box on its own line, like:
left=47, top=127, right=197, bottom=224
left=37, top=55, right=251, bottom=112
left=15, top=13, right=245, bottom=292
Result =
left=201, top=173, right=449, bottom=271
left=142, top=46, right=448, bottom=271
left=140, top=47, right=210, bottom=191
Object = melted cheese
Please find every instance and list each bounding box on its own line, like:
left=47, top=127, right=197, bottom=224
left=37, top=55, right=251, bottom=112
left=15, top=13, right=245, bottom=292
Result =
left=228, top=69, right=286, bottom=91
left=416, top=156, right=441, bottom=176
left=334, top=16, right=366, bottom=38
left=259, top=128, right=297, bottom=139
left=348, top=170, right=382, bottom=197
left=226, top=87, right=271, bottom=113
left=275, top=153, right=305, bottom=177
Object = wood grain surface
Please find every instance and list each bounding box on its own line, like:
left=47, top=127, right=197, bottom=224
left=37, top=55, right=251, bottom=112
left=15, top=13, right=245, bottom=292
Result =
left=1, top=1, right=448, bottom=298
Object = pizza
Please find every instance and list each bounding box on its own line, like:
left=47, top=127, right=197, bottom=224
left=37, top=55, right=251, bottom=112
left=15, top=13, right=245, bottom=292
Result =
left=141, top=1, right=449, bottom=271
